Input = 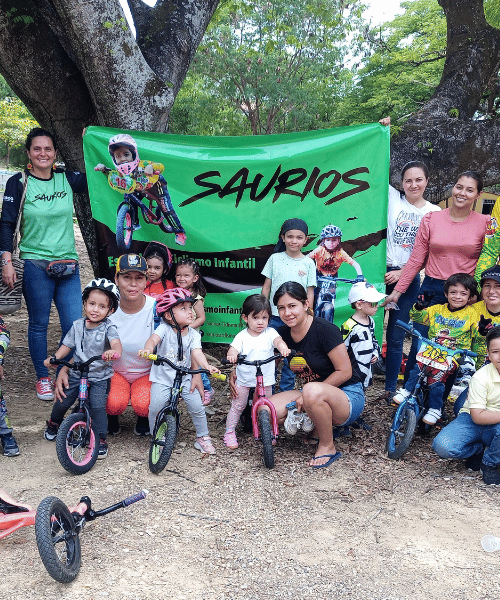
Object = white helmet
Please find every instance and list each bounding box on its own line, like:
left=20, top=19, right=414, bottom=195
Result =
left=108, top=134, right=139, bottom=175
left=82, top=278, right=120, bottom=312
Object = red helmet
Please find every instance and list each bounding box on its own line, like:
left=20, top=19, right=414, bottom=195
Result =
left=156, top=287, right=197, bottom=316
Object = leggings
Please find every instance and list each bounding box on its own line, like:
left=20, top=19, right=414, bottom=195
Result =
left=149, top=382, right=208, bottom=437
left=106, top=372, right=151, bottom=417
left=225, top=384, right=272, bottom=433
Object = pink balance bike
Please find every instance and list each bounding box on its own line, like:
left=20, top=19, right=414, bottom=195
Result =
left=222, top=353, right=291, bottom=469
left=0, top=488, right=147, bottom=582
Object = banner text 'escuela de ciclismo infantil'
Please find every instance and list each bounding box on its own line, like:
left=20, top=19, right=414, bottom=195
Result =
left=83, top=125, right=389, bottom=342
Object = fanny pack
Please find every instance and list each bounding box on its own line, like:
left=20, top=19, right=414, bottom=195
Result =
left=31, top=259, right=78, bottom=279
left=47, top=259, right=78, bottom=278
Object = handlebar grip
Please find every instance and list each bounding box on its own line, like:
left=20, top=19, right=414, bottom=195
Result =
left=211, top=373, right=226, bottom=381
left=148, top=354, right=157, bottom=361
left=123, top=490, right=148, bottom=507
left=220, top=358, right=231, bottom=366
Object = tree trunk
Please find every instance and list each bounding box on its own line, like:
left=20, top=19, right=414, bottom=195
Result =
left=0, top=0, right=218, bottom=273
left=390, top=0, right=500, bottom=201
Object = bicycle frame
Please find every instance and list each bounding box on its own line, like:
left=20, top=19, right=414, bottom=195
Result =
left=0, top=488, right=147, bottom=540
left=250, top=363, right=280, bottom=440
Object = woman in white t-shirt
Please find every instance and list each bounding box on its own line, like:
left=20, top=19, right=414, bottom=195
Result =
left=383, top=160, right=440, bottom=401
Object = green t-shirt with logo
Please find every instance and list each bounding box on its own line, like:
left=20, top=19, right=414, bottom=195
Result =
left=20, top=172, right=78, bottom=260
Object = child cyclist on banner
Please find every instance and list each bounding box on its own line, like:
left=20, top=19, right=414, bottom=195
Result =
left=174, top=258, right=214, bottom=405
left=393, top=273, right=478, bottom=425
left=139, top=288, right=221, bottom=455
left=44, top=279, right=122, bottom=459
left=433, top=326, right=500, bottom=485
left=261, top=218, right=316, bottom=392
left=223, top=294, right=291, bottom=450
left=95, top=133, right=187, bottom=246
left=144, top=241, right=175, bottom=300
left=0, top=317, right=19, bottom=457
left=308, top=224, right=364, bottom=321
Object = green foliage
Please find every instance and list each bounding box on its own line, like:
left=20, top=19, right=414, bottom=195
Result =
left=485, top=0, right=500, bottom=28
left=174, top=0, right=365, bottom=135
left=338, top=0, right=447, bottom=127
left=0, top=97, right=38, bottom=167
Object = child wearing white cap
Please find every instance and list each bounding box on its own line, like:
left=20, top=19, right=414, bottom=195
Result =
left=341, top=282, right=386, bottom=390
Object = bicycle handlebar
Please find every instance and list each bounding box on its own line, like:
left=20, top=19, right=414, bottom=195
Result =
left=49, top=354, right=112, bottom=372
left=221, top=350, right=295, bottom=368
left=317, top=275, right=362, bottom=284
left=75, top=489, right=148, bottom=522
left=395, top=320, right=477, bottom=358
left=146, top=354, right=226, bottom=379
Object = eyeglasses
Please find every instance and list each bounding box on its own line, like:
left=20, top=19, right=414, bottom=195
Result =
left=362, top=301, right=379, bottom=307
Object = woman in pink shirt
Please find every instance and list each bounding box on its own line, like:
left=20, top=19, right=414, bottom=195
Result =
left=384, top=171, right=489, bottom=380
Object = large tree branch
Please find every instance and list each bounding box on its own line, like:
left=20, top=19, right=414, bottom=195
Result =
left=134, top=0, right=219, bottom=97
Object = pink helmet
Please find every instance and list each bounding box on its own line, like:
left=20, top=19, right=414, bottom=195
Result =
left=108, top=133, right=140, bottom=175
left=156, top=287, right=197, bottom=316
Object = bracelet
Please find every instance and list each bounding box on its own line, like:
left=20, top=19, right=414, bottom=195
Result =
left=1, top=258, right=11, bottom=266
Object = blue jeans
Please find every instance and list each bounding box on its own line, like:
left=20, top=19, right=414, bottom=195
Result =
left=270, top=315, right=295, bottom=392
left=22, top=260, right=82, bottom=379
left=385, top=269, right=420, bottom=393
left=201, top=372, right=212, bottom=392
left=403, top=276, right=448, bottom=385
left=404, top=363, right=446, bottom=411
left=339, top=382, right=365, bottom=426
left=433, top=412, right=500, bottom=467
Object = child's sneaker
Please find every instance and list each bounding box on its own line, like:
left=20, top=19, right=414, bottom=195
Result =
left=393, top=389, right=410, bottom=405
left=194, top=436, right=216, bottom=454
left=284, top=409, right=303, bottom=435
left=134, top=416, right=150, bottom=436
left=203, top=389, right=214, bottom=406
left=36, top=377, right=54, bottom=401
left=301, top=413, right=315, bottom=433
left=223, top=431, right=238, bottom=450
left=107, top=414, right=121, bottom=436
left=481, top=463, right=500, bottom=485
left=1, top=433, right=19, bottom=457
left=44, top=419, right=59, bottom=441
left=422, top=408, right=442, bottom=425
left=97, top=439, right=108, bottom=459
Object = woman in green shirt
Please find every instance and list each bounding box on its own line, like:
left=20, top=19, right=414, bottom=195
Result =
left=0, top=128, right=87, bottom=400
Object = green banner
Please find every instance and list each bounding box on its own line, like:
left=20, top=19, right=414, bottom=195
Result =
left=83, top=124, right=389, bottom=342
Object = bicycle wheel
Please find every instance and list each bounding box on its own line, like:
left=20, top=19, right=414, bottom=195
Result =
left=149, top=414, right=177, bottom=474
left=258, top=410, right=275, bottom=469
left=35, top=496, right=81, bottom=583
left=386, top=402, right=417, bottom=460
left=56, top=413, right=98, bottom=475
left=116, top=204, right=134, bottom=250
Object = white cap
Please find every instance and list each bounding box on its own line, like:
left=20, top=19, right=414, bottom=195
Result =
left=348, top=282, right=386, bottom=304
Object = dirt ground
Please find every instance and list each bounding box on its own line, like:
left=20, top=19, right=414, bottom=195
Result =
left=1, top=228, right=500, bottom=600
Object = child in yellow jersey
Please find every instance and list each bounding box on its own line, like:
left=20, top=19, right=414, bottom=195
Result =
left=393, top=273, right=478, bottom=425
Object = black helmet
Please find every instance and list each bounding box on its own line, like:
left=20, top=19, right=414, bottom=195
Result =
left=82, top=278, right=120, bottom=312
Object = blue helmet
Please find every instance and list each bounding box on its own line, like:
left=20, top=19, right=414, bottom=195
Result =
left=320, top=224, right=342, bottom=240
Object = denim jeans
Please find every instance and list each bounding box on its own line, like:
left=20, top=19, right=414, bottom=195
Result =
left=22, top=260, right=82, bottom=379
left=404, top=363, right=446, bottom=411
left=270, top=315, right=295, bottom=392
left=433, top=412, right=500, bottom=467
left=385, top=269, right=420, bottom=393
left=403, top=276, right=448, bottom=385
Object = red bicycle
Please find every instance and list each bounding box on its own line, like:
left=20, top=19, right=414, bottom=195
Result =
left=0, top=487, right=147, bottom=583
left=222, top=353, right=291, bottom=469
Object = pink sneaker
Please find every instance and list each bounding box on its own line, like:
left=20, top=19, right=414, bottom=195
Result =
left=223, top=431, right=238, bottom=450
left=194, top=436, right=216, bottom=454
left=36, top=377, right=54, bottom=401
left=203, top=389, right=214, bottom=406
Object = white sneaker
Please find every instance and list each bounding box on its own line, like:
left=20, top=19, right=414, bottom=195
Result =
left=422, top=408, right=442, bottom=425
left=301, top=413, right=315, bottom=433
left=393, top=389, right=411, bottom=405
left=284, top=409, right=303, bottom=435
